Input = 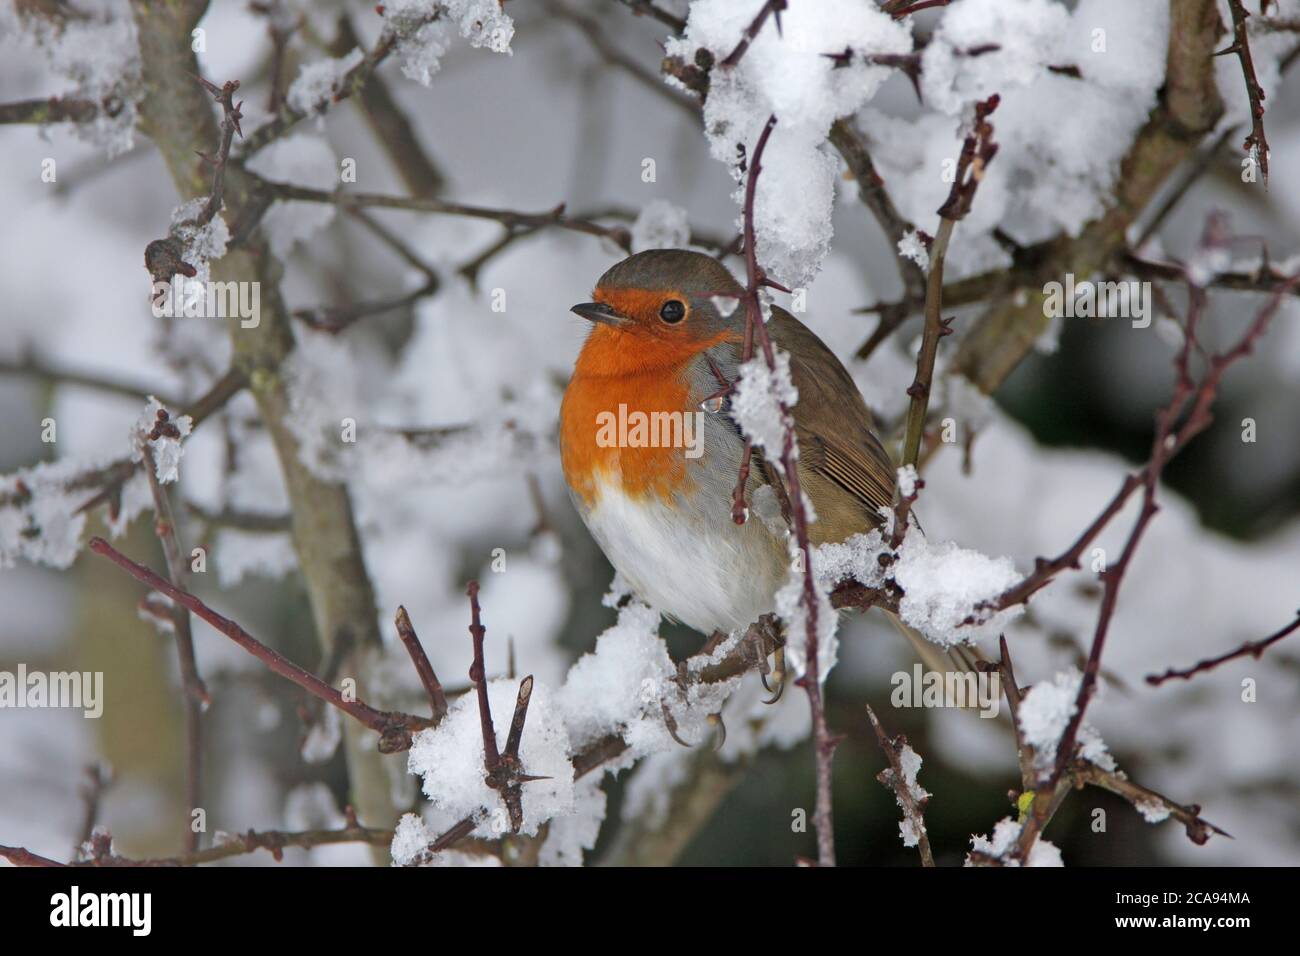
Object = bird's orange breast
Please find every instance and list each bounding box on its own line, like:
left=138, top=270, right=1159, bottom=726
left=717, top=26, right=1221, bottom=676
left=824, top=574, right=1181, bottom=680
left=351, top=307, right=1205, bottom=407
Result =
left=561, top=324, right=735, bottom=507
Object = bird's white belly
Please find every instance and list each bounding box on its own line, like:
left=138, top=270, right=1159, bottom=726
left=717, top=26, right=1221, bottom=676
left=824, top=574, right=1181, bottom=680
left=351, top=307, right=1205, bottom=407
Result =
left=581, top=476, right=787, bottom=635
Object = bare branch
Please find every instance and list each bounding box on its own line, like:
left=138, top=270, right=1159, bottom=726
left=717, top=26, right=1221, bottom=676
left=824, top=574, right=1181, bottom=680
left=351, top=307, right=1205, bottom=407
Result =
left=865, top=706, right=935, bottom=867
left=395, top=606, right=450, bottom=721
left=87, top=537, right=434, bottom=753
left=253, top=179, right=633, bottom=250
left=1219, top=0, right=1270, bottom=182
left=901, top=94, right=999, bottom=468
left=1147, top=612, right=1300, bottom=686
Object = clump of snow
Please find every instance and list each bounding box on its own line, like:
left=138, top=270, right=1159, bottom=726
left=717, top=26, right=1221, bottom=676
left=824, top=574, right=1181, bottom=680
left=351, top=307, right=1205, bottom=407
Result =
left=168, top=197, right=230, bottom=294
left=1017, top=668, right=1115, bottom=777
left=921, top=0, right=1070, bottom=117
left=787, top=528, right=1022, bottom=651
left=859, top=0, right=1170, bottom=267
left=0, top=459, right=93, bottom=569
left=407, top=678, right=574, bottom=838
left=667, top=0, right=911, bottom=288
left=537, top=775, right=606, bottom=866
left=893, top=533, right=1022, bottom=646
left=601, top=571, right=635, bottom=609
left=558, top=601, right=672, bottom=751
left=1136, top=798, right=1172, bottom=825
left=730, top=350, right=797, bottom=455
left=5, top=6, right=143, bottom=156
left=898, top=230, right=930, bottom=272
left=897, top=463, right=919, bottom=499
left=382, top=0, right=515, bottom=87
left=631, top=200, right=691, bottom=252
left=390, top=812, right=431, bottom=866
left=968, top=816, right=1063, bottom=866
left=812, top=529, right=888, bottom=586
left=287, top=48, right=364, bottom=116
left=131, top=397, right=193, bottom=485
left=447, top=0, right=515, bottom=53
left=170, top=200, right=230, bottom=266
left=885, top=743, right=930, bottom=849
left=390, top=812, right=503, bottom=866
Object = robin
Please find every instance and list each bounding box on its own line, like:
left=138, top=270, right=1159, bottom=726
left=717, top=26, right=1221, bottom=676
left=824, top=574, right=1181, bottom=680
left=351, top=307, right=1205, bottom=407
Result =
left=561, top=248, right=961, bottom=670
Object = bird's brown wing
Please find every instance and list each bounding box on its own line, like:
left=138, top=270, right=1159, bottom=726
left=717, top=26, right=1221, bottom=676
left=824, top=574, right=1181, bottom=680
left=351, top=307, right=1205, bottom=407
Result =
left=768, top=307, right=897, bottom=541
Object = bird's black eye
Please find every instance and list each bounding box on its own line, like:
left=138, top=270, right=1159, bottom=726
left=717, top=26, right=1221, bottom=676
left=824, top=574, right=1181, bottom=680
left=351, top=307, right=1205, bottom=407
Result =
left=659, top=299, right=686, bottom=324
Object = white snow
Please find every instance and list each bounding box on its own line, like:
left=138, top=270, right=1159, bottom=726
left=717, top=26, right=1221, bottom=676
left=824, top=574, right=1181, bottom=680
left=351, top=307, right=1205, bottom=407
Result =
left=381, top=0, right=515, bottom=87
left=897, top=463, right=919, bottom=499
left=893, top=533, right=1023, bottom=647
left=1017, top=668, right=1115, bottom=776
left=730, top=349, right=798, bottom=455
left=898, top=230, right=930, bottom=272
left=407, top=678, right=574, bottom=838
left=888, top=742, right=930, bottom=849
left=667, top=0, right=910, bottom=287
left=286, top=49, right=365, bottom=117
left=2, top=5, right=142, bottom=156
left=968, top=816, right=1063, bottom=867
left=0, top=459, right=91, bottom=569
left=131, top=397, right=193, bottom=485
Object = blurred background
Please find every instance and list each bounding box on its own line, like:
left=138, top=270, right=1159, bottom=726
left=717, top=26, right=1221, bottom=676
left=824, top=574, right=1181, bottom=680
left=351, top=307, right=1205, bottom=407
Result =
left=2, top=0, right=1299, bottom=866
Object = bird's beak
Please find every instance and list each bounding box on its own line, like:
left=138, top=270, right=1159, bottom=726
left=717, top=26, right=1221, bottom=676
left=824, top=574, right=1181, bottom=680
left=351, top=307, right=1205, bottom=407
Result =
left=570, top=301, right=628, bottom=327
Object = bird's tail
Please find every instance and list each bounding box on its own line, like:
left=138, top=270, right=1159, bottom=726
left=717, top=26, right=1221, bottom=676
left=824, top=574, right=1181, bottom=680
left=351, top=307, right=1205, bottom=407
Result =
left=884, top=610, right=988, bottom=679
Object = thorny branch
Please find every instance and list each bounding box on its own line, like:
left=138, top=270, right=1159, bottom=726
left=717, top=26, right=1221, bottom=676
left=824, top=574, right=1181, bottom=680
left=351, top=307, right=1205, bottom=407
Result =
left=900, top=94, right=999, bottom=469
left=3, top=0, right=1295, bottom=872
left=394, top=606, right=450, bottom=721
left=252, top=178, right=633, bottom=250
left=141, top=426, right=208, bottom=854
left=726, top=115, right=840, bottom=867
left=1146, top=611, right=1300, bottom=686
left=882, top=0, right=953, bottom=19
left=720, top=0, right=786, bottom=68
left=3, top=819, right=403, bottom=868
left=55, top=368, right=247, bottom=520
left=1004, top=239, right=1298, bottom=863
left=190, top=75, right=243, bottom=229
left=13, top=535, right=798, bottom=865
left=865, top=706, right=934, bottom=867
left=1219, top=0, right=1270, bottom=182
left=0, top=96, right=123, bottom=125
left=973, top=274, right=1300, bottom=630
left=961, top=638, right=1229, bottom=867
left=238, top=14, right=427, bottom=157
left=87, top=536, right=435, bottom=754
left=328, top=13, right=447, bottom=197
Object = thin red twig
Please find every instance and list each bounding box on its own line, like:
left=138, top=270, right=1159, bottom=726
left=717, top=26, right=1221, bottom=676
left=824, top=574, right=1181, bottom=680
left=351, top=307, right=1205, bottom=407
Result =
left=720, top=0, right=786, bottom=68
left=1220, top=0, right=1270, bottom=182
left=1147, top=612, right=1300, bottom=686
left=395, top=606, right=450, bottom=720
left=1011, top=251, right=1299, bottom=862
left=87, top=537, right=433, bottom=752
